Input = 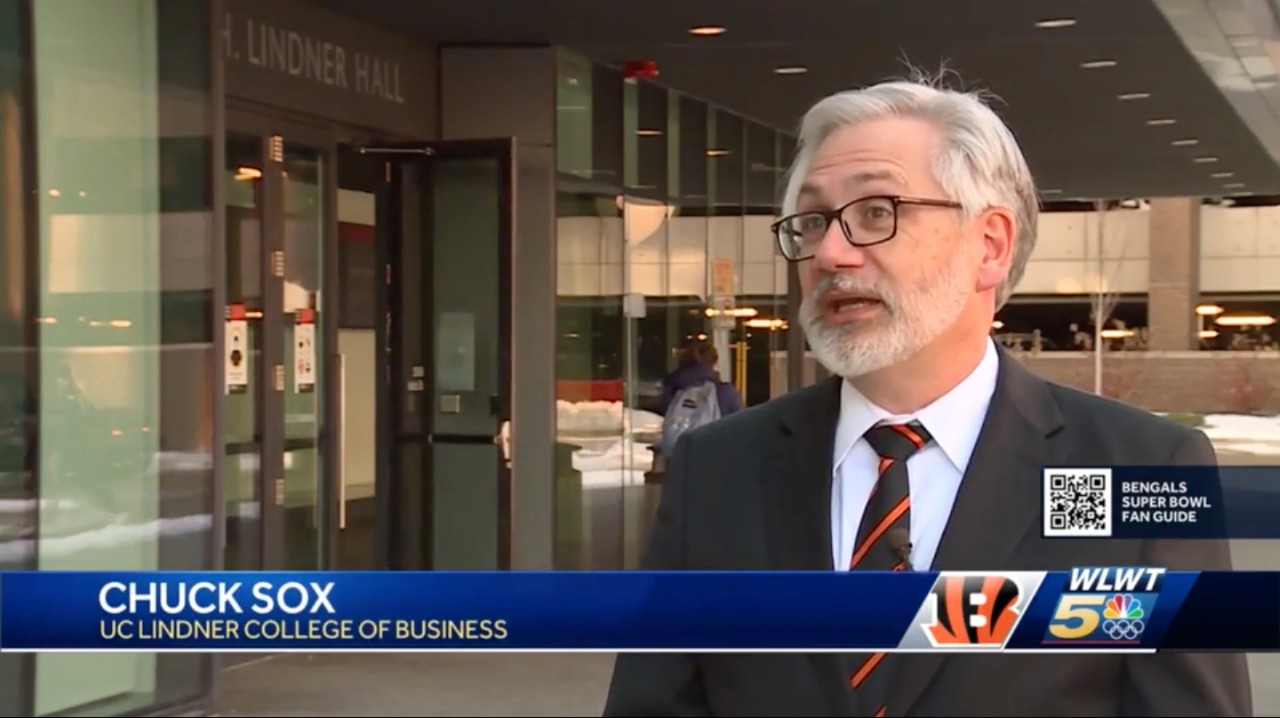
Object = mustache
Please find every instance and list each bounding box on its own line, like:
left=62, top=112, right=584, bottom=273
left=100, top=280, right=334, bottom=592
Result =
left=807, top=272, right=891, bottom=303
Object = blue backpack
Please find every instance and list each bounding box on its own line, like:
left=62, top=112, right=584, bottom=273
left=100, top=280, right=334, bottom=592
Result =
left=660, top=380, right=722, bottom=458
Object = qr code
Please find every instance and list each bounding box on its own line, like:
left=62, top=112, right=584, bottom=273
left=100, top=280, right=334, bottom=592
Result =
left=1043, top=469, right=1112, bottom=537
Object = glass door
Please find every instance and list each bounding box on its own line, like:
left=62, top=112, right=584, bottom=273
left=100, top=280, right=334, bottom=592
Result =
left=223, top=130, right=266, bottom=571
left=280, top=135, right=330, bottom=571
left=223, top=108, right=336, bottom=571
left=361, top=138, right=515, bottom=570
left=332, top=146, right=385, bottom=570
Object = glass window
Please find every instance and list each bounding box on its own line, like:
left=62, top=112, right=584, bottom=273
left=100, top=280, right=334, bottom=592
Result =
left=624, top=81, right=673, bottom=398
left=29, top=0, right=215, bottom=714
left=0, top=0, right=34, bottom=709
left=554, top=51, right=627, bottom=570
left=742, top=121, right=786, bottom=406
left=627, top=80, right=668, bottom=202
left=553, top=55, right=799, bottom=571
left=1197, top=295, right=1279, bottom=350
left=671, top=94, right=711, bottom=348
left=995, top=297, right=1149, bottom=352
left=556, top=50, right=594, bottom=182
left=707, top=108, right=745, bottom=393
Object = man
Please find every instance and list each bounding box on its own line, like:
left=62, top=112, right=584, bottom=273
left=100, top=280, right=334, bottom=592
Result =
left=603, top=75, right=1252, bottom=717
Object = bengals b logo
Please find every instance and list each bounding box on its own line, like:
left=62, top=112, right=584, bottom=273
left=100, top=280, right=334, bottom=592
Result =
left=923, top=574, right=1023, bottom=647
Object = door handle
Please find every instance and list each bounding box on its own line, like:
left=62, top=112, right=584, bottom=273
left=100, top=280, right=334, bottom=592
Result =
left=494, top=420, right=512, bottom=469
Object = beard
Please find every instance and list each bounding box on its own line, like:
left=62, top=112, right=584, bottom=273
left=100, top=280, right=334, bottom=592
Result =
left=799, top=259, right=974, bottom=379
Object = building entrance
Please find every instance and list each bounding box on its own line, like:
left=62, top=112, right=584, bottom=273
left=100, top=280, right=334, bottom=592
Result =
left=220, top=110, right=517, bottom=573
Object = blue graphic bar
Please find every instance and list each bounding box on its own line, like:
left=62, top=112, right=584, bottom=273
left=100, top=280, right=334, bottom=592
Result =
left=0, top=570, right=1277, bottom=653
left=0, top=571, right=934, bottom=651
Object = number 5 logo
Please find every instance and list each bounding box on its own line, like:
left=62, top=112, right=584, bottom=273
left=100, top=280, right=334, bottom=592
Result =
left=1048, top=595, right=1105, bottom=640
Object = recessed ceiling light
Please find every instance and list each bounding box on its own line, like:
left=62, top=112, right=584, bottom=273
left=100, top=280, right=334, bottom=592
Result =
left=1117, top=92, right=1151, bottom=100
left=774, top=66, right=808, bottom=75
left=1147, top=118, right=1177, bottom=126
left=706, top=148, right=730, bottom=157
left=1212, top=172, right=1235, bottom=178
left=1035, top=18, right=1077, bottom=28
left=636, top=129, right=663, bottom=137
left=1193, top=156, right=1219, bottom=163
left=1040, top=188, right=1063, bottom=194
left=1080, top=59, right=1118, bottom=69
left=1224, top=182, right=1246, bottom=188
left=689, top=25, right=726, bottom=36
left=1172, top=138, right=1200, bottom=146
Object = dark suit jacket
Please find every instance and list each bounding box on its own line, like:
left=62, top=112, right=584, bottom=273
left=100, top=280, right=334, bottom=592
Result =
left=603, top=349, right=1253, bottom=717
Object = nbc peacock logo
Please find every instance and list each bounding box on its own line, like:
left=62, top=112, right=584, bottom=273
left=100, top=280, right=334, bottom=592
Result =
left=1101, top=593, right=1146, bottom=641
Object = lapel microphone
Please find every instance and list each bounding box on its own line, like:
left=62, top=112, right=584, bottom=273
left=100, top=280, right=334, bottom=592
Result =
left=888, top=528, right=913, bottom=571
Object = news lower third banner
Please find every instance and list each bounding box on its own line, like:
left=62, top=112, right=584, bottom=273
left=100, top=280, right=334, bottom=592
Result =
left=1041, top=465, right=1280, bottom=540
left=0, top=569, right=1277, bottom=653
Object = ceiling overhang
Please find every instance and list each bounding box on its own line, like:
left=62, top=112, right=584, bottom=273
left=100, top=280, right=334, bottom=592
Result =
left=1154, top=0, right=1280, bottom=190
left=303, top=0, right=1280, bottom=201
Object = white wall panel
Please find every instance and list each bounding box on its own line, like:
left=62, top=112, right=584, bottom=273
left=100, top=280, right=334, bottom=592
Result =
left=557, top=205, right=1280, bottom=298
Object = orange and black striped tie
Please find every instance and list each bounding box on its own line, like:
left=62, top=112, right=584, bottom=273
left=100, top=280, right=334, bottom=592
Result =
left=847, top=420, right=933, bottom=717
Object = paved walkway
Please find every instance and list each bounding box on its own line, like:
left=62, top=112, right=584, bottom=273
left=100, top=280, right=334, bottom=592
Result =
left=216, top=643, right=1280, bottom=717
left=216, top=652, right=614, bottom=717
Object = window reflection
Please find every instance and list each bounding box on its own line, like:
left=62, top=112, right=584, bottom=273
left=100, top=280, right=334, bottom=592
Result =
left=0, top=0, right=33, bottom=710
left=23, top=0, right=216, bottom=714
left=1196, top=299, right=1278, bottom=351
left=553, top=50, right=796, bottom=571
left=985, top=298, right=1279, bottom=354
left=993, top=297, right=1150, bottom=352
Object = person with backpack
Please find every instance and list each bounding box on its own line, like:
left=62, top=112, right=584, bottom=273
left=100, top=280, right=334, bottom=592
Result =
left=655, top=341, right=743, bottom=460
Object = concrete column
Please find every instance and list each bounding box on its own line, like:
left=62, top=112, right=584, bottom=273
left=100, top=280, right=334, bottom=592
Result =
left=440, top=46, right=558, bottom=569
left=1146, top=197, right=1201, bottom=351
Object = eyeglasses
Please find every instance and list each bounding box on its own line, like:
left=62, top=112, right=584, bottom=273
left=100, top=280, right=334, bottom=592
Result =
left=772, top=194, right=962, bottom=262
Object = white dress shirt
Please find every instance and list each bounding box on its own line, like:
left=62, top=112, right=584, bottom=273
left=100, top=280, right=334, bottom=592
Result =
left=831, top=339, right=1000, bottom=572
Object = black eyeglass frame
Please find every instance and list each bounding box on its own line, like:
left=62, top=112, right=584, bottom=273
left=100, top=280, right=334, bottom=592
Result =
left=771, top=194, right=963, bottom=261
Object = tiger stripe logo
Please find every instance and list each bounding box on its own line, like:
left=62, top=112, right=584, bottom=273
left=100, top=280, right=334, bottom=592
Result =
left=923, top=574, right=1023, bottom=647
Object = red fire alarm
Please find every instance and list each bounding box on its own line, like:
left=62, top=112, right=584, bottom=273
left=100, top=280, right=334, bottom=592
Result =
left=623, top=60, right=659, bottom=81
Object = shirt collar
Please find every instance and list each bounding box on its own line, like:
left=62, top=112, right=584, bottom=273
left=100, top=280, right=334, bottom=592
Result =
left=833, top=338, right=1001, bottom=474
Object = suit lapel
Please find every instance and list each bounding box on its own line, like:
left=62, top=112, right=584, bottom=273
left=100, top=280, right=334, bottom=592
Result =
left=931, top=350, right=1065, bottom=570
left=885, top=349, right=1066, bottom=716
left=764, top=375, right=842, bottom=572
left=763, top=376, right=856, bottom=716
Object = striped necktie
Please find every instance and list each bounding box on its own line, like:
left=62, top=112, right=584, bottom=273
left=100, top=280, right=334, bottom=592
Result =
left=847, top=420, right=933, bottom=717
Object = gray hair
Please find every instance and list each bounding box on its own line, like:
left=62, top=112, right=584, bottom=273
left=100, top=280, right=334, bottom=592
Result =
left=781, top=69, right=1039, bottom=310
